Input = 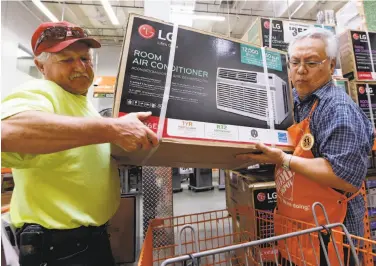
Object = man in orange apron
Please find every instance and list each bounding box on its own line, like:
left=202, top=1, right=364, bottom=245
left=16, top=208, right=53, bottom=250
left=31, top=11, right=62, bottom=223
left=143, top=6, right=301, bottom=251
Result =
left=237, top=27, right=374, bottom=265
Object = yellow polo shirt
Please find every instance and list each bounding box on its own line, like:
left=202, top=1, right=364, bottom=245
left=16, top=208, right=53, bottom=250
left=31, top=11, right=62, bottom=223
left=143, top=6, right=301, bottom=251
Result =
left=1, top=79, right=120, bottom=229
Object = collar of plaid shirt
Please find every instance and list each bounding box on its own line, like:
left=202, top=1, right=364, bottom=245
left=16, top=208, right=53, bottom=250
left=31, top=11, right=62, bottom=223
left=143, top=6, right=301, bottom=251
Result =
left=293, top=79, right=333, bottom=106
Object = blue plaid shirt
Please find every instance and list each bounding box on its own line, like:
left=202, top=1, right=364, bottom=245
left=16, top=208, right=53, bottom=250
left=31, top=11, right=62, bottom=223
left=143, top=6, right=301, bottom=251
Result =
left=293, top=80, right=374, bottom=237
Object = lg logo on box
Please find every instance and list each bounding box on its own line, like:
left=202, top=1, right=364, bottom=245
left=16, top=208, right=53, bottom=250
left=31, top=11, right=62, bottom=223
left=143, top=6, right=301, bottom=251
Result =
left=138, top=24, right=173, bottom=42
left=257, top=192, right=277, bottom=202
left=138, top=24, right=156, bottom=39
left=257, top=192, right=266, bottom=202
left=263, top=20, right=281, bottom=30
left=353, top=33, right=367, bottom=40
left=358, top=86, right=373, bottom=94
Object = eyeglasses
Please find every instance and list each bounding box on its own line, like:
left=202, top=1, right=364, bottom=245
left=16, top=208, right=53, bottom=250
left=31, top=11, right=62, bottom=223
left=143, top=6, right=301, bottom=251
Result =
left=34, top=26, right=88, bottom=53
left=287, top=58, right=328, bottom=69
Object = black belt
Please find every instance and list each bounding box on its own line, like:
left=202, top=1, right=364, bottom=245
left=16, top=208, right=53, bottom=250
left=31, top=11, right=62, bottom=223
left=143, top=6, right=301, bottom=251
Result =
left=15, top=223, right=109, bottom=265
left=16, top=223, right=108, bottom=247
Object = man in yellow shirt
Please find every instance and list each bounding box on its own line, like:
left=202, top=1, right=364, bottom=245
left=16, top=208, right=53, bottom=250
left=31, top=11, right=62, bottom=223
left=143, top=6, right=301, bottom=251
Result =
left=1, top=21, right=158, bottom=266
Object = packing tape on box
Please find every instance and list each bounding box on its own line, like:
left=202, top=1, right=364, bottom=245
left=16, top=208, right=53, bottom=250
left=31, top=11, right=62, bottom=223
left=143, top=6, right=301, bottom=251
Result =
left=260, top=47, right=276, bottom=147
left=366, top=83, right=375, bottom=130
left=156, top=23, right=179, bottom=140
left=366, top=31, right=376, bottom=75
left=141, top=23, right=179, bottom=165
left=268, top=18, right=273, bottom=48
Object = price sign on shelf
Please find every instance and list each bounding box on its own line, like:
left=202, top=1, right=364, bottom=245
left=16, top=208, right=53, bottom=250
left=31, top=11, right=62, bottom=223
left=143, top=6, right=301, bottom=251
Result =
left=179, top=168, right=194, bottom=174
left=283, top=21, right=310, bottom=43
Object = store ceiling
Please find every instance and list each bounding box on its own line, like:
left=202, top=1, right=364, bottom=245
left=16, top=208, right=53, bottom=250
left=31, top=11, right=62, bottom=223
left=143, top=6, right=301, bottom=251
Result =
left=20, top=0, right=347, bottom=46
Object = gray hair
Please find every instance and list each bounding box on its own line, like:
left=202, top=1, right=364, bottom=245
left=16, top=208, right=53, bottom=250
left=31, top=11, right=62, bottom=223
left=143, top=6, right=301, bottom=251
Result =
left=35, top=48, right=94, bottom=63
left=288, top=27, right=338, bottom=59
left=35, top=52, right=51, bottom=63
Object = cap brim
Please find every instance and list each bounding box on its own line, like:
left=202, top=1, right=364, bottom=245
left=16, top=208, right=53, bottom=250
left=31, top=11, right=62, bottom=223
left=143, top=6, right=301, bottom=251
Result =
left=42, top=37, right=101, bottom=54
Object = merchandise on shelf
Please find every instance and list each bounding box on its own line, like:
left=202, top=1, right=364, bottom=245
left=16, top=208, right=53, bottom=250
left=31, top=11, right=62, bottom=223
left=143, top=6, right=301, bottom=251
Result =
left=348, top=82, right=376, bottom=128
left=241, top=17, right=335, bottom=52
left=111, top=14, right=294, bottom=169
left=93, top=76, right=116, bottom=98
left=336, top=0, right=376, bottom=34
left=338, top=30, right=376, bottom=81
left=316, top=10, right=335, bottom=25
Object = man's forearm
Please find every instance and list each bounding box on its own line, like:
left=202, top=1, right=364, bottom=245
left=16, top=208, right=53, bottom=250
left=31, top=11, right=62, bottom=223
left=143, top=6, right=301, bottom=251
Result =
left=1, top=111, right=114, bottom=154
left=289, top=156, right=358, bottom=193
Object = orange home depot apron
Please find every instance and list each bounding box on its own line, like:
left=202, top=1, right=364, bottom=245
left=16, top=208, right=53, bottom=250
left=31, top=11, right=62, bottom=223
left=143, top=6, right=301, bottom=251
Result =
left=274, top=100, right=366, bottom=266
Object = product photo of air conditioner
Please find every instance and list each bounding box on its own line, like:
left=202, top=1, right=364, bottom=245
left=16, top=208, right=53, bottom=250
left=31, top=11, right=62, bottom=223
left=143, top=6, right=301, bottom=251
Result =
left=216, top=67, right=291, bottom=125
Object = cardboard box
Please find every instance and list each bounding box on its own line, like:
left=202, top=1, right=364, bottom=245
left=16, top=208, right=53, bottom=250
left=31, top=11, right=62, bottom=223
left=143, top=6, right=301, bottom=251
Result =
left=236, top=180, right=277, bottom=264
left=224, top=170, right=232, bottom=211
left=348, top=82, right=376, bottom=128
left=225, top=170, right=244, bottom=214
left=241, top=17, right=335, bottom=52
left=226, top=168, right=276, bottom=264
left=336, top=1, right=366, bottom=34
left=238, top=179, right=276, bottom=233
left=226, top=169, right=275, bottom=231
left=225, top=167, right=275, bottom=212
left=339, top=30, right=376, bottom=81
left=348, top=82, right=376, bottom=151
left=336, top=1, right=376, bottom=34
left=111, top=14, right=294, bottom=169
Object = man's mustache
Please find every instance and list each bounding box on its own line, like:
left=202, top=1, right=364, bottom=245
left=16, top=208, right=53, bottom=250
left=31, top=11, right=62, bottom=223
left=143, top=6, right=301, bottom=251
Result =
left=69, top=72, right=90, bottom=80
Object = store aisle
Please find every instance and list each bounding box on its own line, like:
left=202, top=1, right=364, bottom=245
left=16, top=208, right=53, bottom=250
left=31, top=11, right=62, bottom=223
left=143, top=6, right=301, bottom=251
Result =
left=173, top=181, right=226, bottom=216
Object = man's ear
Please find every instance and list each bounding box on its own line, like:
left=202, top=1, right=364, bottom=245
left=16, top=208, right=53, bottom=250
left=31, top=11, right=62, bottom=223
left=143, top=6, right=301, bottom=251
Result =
left=34, top=59, right=45, bottom=75
left=330, top=58, right=336, bottom=74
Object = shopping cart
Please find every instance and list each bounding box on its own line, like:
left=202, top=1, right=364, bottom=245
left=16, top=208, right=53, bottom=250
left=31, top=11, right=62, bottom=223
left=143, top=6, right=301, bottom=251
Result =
left=138, top=202, right=376, bottom=266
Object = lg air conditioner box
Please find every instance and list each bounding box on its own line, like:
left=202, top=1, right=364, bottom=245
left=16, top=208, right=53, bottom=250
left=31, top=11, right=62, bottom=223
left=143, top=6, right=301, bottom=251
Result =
left=216, top=68, right=290, bottom=125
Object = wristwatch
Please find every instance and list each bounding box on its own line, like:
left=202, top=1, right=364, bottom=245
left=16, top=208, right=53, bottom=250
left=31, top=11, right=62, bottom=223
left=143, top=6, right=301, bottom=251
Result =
left=281, top=154, right=293, bottom=171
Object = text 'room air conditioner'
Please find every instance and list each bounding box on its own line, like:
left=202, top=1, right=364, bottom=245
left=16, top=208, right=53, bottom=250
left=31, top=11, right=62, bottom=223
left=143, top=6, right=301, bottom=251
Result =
left=216, top=67, right=290, bottom=125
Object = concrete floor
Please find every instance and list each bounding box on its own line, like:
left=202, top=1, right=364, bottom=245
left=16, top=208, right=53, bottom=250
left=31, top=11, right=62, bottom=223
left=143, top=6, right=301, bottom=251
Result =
left=173, top=181, right=226, bottom=216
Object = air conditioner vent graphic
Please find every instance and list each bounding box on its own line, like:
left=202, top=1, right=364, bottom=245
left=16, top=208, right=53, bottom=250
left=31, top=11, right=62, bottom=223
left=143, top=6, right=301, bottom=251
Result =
left=218, top=68, right=257, bottom=83
left=217, top=83, right=268, bottom=117
left=216, top=68, right=291, bottom=125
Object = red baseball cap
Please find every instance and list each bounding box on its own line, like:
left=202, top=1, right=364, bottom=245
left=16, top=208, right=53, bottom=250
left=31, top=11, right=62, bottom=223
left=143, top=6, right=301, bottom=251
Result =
left=31, top=21, right=101, bottom=56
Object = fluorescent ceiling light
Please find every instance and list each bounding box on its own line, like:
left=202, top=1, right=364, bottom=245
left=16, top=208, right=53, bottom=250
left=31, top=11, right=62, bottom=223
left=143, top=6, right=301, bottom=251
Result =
left=100, top=0, right=119, bottom=25
left=31, top=0, right=58, bottom=22
left=290, top=2, right=304, bottom=18
left=17, top=48, right=32, bottom=58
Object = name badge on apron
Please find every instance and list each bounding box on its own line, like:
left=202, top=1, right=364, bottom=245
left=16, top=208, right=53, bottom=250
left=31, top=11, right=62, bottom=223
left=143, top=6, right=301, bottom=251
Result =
left=300, top=133, right=314, bottom=151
